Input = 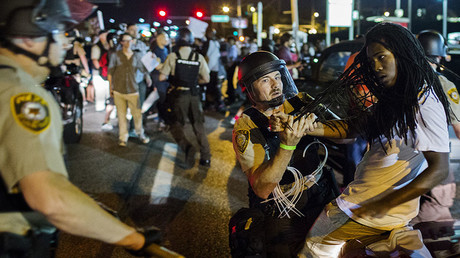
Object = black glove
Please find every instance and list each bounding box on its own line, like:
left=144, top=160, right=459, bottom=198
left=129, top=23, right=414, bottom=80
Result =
left=126, top=227, right=162, bottom=257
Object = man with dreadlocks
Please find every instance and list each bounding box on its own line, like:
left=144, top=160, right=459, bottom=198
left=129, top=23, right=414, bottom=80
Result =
left=298, top=23, right=451, bottom=257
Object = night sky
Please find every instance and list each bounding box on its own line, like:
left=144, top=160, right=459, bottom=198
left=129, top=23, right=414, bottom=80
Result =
left=94, top=0, right=460, bottom=35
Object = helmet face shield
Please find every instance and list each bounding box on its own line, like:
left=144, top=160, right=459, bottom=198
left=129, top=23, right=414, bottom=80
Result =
left=241, top=59, right=298, bottom=107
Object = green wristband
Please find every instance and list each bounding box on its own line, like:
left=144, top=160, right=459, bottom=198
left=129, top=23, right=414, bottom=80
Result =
left=279, top=143, right=296, bottom=150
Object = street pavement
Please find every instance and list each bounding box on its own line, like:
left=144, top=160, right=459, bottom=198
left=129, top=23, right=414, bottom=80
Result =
left=56, top=101, right=247, bottom=257
left=55, top=101, right=460, bottom=258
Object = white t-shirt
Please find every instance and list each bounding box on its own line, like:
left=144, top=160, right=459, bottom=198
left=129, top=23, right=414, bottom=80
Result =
left=337, top=89, right=450, bottom=230
left=206, top=39, right=221, bottom=72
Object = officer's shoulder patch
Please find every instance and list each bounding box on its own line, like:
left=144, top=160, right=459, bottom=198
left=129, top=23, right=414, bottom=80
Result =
left=447, top=87, right=459, bottom=105
left=10, top=92, right=51, bottom=134
left=235, top=129, right=250, bottom=154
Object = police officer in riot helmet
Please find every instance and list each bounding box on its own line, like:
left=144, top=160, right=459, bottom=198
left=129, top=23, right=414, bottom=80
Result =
left=417, top=30, right=448, bottom=62
left=417, top=30, right=460, bottom=139
left=0, top=0, right=160, bottom=256
left=159, top=28, right=212, bottom=168
left=231, top=51, right=339, bottom=256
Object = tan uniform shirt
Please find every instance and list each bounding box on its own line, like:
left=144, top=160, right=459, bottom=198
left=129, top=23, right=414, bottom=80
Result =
left=232, top=93, right=305, bottom=175
left=439, top=74, right=460, bottom=124
left=0, top=55, right=67, bottom=234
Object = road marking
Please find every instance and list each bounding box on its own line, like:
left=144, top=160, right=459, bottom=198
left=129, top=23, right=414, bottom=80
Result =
left=150, top=142, right=178, bottom=205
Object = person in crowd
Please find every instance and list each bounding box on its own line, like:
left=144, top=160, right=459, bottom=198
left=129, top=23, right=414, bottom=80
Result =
left=232, top=51, right=339, bottom=256
left=203, top=27, right=224, bottom=112
left=408, top=30, right=460, bottom=229
left=126, top=23, right=150, bottom=112
left=63, top=29, right=90, bottom=105
left=91, top=29, right=111, bottom=111
left=0, top=0, right=153, bottom=255
left=297, top=23, right=450, bottom=257
left=64, top=29, right=90, bottom=76
left=261, top=38, right=276, bottom=53
left=225, top=36, right=239, bottom=104
left=159, top=28, right=211, bottom=168
left=229, top=46, right=251, bottom=125
left=101, top=31, right=119, bottom=131
left=108, top=33, right=151, bottom=147
left=276, top=33, right=301, bottom=74
left=151, top=31, right=170, bottom=129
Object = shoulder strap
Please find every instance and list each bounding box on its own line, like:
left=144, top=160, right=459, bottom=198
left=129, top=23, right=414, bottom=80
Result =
left=0, top=65, right=13, bottom=70
left=243, top=107, right=271, bottom=140
left=175, top=50, right=182, bottom=59
left=287, top=95, right=304, bottom=114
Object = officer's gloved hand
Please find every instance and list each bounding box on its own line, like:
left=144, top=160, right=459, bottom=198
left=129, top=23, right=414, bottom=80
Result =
left=126, top=226, right=162, bottom=257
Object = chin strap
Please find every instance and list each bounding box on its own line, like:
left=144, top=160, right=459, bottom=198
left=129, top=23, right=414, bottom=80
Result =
left=0, top=34, right=56, bottom=69
left=260, top=95, right=285, bottom=108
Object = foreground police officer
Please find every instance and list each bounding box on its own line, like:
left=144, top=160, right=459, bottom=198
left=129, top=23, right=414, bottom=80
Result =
left=159, top=28, right=211, bottom=168
left=231, top=51, right=339, bottom=256
left=0, top=0, right=152, bottom=256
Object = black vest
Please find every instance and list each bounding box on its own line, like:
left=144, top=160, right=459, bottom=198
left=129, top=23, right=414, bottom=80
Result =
left=170, top=50, right=200, bottom=88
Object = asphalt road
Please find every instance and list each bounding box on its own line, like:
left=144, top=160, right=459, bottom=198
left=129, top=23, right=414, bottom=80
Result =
left=55, top=100, right=460, bottom=258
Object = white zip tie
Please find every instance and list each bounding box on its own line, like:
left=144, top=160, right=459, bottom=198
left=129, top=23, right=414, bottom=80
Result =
left=262, top=140, right=329, bottom=218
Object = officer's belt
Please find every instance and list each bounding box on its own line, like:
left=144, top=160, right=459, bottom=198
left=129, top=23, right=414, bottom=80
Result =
left=175, top=86, right=190, bottom=91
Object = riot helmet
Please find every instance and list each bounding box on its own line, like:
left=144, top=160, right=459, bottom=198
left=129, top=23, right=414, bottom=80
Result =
left=416, top=30, right=448, bottom=58
left=0, top=0, right=94, bottom=68
left=176, top=28, right=194, bottom=47
left=0, top=0, right=78, bottom=37
left=238, top=51, right=298, bottom=108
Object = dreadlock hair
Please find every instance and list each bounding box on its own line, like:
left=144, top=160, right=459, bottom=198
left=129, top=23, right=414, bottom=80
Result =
left=304, top=23, right=450, bottom=146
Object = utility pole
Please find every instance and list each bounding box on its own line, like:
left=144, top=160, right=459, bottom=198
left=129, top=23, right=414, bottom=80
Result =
left=237, top=0, right=243, bottom=36
left=257, top=2, right=263, bottom=47
left=290, top=0, right=300, bottom=52
left=443, top=0, right=448, bottom=39
left=408, top=0, right=412, bottom=31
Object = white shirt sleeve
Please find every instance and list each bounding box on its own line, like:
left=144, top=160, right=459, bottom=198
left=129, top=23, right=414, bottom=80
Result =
left=414, top=91, right=450, bottom=153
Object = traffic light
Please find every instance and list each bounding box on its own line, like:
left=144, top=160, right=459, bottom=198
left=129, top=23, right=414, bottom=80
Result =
left=158, top=9, right=167, bottom=17
left=195, top=10, right=204, bottom=18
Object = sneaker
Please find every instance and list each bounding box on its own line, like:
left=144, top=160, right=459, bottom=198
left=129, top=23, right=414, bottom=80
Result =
left=119, top=140, right=127, bottom=147
left=139, top=135, right=150, bottom=144
left=101, top=123, right=113, bottom=131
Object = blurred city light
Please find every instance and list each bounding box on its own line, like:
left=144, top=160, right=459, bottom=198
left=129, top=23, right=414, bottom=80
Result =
left=238, top=36, right=245, bottom=42
left=109, top=18, right=115, bottom=23
left=196, top=11, right=204, bottom=18
left=153, top=21, right=161, bottom=27
left=384, top=11, right=390, bottom=17
left=185, top=19, right=190, bottom=25
left=274, top=28, right=280, bottom=34
left=249, top=6, right=256, bottom=12
left=233, top=31, right=238, bottom=36
left=170, top=31, right=177, bottom=37
left=314, top=12, right=319, bottom=18
left=158, top=10, right=166, bottom=17
left=166, top=19, right=172, bottom=24
left=139, top=18, right=145, bottom=23
left=223, top=6, right=230, bottom=13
